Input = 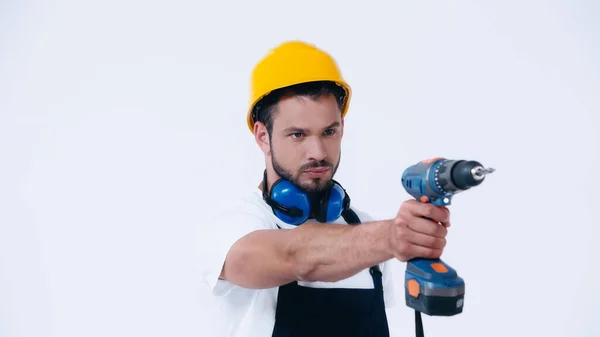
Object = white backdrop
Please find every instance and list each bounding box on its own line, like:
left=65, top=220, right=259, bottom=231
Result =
left=1, top=1, right=599, bottom=336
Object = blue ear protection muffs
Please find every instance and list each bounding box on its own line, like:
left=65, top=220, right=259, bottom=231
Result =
left=261, top=170, right=351, bottom=226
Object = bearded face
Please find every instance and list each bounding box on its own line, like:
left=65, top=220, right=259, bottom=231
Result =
left=265, top=94, right=343, bottom=194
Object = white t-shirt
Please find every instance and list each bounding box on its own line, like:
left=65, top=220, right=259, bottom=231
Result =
left=201, top=189, right=398, bottom=337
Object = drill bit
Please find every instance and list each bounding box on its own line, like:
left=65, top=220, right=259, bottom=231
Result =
left=471, top=166, right=495, bottom=180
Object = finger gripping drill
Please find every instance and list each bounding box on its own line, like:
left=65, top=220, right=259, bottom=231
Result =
left=401, top=157, right=495, bottom=336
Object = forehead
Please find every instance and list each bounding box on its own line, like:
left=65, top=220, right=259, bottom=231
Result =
left=272, top=94, right=341, bottom=130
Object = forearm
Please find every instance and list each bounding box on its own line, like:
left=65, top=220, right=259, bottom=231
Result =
left=286, top=220, right=394, bottom=282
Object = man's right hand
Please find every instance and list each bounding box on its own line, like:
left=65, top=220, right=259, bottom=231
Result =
left=389, top=200, right=450, bottom=262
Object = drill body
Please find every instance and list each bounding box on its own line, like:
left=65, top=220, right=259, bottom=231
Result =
left=401, top=157, right=494, bottom=317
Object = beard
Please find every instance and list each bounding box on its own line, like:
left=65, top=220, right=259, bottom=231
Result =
left=271, top=151, right=340, bottom=194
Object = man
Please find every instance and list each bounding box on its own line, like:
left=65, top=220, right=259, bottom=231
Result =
left=202, top=41, right=450, bottom=337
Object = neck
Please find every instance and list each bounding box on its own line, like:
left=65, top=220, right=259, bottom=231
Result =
left=259, top=169, right=279, bottom=195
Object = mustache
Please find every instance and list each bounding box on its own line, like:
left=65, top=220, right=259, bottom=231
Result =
left=300, top=160, right=332, bottom=171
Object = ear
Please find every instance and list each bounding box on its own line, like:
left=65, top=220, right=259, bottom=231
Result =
left=254, top=122, right=271, bottom=155
left=340, top=118, right=345, bottom=138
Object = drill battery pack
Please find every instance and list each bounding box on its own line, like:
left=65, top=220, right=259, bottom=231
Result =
left=404, top=258, right=465, bottom=316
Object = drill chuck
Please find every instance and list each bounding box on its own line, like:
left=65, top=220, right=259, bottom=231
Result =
left=450, top=160, right=495, bottom=190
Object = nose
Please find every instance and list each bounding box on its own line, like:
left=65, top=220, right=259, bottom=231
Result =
left=306, top=137, right=327, bottom=162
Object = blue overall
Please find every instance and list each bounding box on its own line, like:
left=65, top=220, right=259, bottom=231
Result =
left=271, top=209, right=391, bottom=337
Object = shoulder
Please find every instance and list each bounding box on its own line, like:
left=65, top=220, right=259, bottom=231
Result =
left=200, top=189, right=277, bottom=296
left=201, top=189, right=278, bottom=273
left=209, top=189, right=275, bottom=228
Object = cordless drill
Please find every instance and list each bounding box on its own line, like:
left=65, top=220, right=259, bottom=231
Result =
left=400, top=157, right=495, bottom=322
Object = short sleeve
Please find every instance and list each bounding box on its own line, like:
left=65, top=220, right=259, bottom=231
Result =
left=350, top=206, right=398, bottom=308
left=200, top=194, right=272, bottom=297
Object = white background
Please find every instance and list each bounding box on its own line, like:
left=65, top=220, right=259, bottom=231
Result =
left=1, top=0, right=599, bottom=336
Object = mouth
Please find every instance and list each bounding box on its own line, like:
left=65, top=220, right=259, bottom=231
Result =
left=303, top=167, right=330, bottom=178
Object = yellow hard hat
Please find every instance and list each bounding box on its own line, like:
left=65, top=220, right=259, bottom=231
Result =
left=246, top=41, right=352, bottom=134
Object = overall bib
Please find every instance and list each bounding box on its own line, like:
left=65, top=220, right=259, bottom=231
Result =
left=271, top=209, right=390, bottom=337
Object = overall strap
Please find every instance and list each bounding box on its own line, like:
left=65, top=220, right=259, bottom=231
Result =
left=340, top=208, right=360, bottom=225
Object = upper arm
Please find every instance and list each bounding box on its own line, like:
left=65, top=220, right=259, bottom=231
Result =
left=221, top=228, right=298, bottom=289
left=201, top=199, right=297, bottom=295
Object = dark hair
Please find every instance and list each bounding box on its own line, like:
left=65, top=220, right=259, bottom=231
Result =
left=251, top=80, right=348, bottom=137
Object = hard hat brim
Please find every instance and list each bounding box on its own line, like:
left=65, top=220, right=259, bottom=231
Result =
left=246, top=80, right=352, bottom=134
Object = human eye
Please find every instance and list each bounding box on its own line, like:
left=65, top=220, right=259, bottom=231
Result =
left=323, top=129, right=336, bottom=136
left=290, top=132, right=304, bottom=139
